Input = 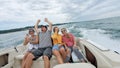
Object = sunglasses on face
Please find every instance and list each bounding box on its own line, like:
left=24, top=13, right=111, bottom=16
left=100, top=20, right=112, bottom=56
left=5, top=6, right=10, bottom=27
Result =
left=29, top=30, right=34, bottom=33
left=61, top=30, right=66, bottom=33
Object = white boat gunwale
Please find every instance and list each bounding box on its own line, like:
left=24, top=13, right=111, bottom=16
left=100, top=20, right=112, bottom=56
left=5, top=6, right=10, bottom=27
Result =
left=0, top=38, right=120, bottom=68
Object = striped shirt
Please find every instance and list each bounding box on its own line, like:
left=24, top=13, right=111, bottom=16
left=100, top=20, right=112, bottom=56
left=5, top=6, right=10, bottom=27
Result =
left=38, top=30, right=52, bottom=48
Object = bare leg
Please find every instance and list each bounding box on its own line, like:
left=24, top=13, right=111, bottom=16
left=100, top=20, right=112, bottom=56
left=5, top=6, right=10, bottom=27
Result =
left=43, top=56, right=50, bottom=68
left=24, top=53, right=34, bottom=68
left=53, top=50, right=63, bottom=64
left=66, top=48, right=71, bottom=57
left=63, top=48, right=71, bottom=63
left=59, top=47, right=66, bottom=60
left=21, top=52, right=30, bottom=68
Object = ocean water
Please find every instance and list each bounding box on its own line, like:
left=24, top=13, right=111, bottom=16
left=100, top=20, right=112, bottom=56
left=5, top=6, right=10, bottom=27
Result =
left=0, top=17, right=120, bottom=53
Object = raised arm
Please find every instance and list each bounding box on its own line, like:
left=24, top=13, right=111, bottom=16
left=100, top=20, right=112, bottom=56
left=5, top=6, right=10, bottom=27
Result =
left=44, top=18, right=52, bottom=31
left=35, top=19, right=40, bottom=33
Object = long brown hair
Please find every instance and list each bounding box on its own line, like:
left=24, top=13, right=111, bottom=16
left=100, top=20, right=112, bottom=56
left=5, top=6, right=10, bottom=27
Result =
left=53, top=27, right=59, bottom=33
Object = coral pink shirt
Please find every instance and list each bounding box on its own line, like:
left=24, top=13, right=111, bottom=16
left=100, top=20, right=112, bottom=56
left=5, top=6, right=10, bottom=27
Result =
left=62, top=33, right=75, bottom=47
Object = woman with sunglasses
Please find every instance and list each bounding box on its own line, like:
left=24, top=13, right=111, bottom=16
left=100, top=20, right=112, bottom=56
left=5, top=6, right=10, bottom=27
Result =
left=61, top=28, right=86, bottom=63
left=61, top=28, right=77, bottom=63
left=21, top=28, right=39, bottom=68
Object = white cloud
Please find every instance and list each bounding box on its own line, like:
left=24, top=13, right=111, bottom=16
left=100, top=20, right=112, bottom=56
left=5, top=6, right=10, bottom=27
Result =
left=0, top=0, right=120, bottom=24
left=79, top=0, right=120, bottom=20
left=0, top=0, right=69, bottom=23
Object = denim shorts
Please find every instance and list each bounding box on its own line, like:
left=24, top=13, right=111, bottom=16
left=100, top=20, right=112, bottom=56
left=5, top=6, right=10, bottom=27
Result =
left=52, top=44, right=64, bottom=51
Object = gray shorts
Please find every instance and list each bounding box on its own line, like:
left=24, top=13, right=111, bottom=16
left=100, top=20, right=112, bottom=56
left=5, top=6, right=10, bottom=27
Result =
left=31, top=47, right=52, bottom=60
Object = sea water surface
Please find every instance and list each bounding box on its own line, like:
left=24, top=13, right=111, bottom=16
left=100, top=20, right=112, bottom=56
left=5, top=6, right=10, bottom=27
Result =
left=0, top=17, right=120, bottom=53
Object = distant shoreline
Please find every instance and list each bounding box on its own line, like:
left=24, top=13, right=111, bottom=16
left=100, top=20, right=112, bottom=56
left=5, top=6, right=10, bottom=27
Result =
left=0, top=23, right=69, bottom=34
left=1, top=16, right=120, bottom=34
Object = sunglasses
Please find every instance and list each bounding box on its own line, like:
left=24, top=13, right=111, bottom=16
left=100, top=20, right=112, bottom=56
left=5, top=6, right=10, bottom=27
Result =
left=61, top=30, right=66, bottom=33
left=29, top=30, right=34, bottom=33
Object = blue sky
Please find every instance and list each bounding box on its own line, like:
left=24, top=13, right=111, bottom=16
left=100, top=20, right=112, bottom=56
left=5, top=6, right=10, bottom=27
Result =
left=0, top=0, right=120, bottom=30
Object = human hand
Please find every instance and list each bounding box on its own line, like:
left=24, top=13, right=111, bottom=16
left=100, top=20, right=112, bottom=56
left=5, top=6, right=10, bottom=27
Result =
left=25, top=34, right=29, bottom=38
left=44, top=18, right=49, bottom=23
left=25, top=34, right=30, bottom=42
left=44, top=18, right=52, bottom=30
left=58, top=44, right=62, bottom=48
left=73, top=45, right=78, bottom=48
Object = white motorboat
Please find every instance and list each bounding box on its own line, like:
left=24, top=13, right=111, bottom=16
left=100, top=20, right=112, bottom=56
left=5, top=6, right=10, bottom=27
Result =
left=0, top=38, right=120, bottom=68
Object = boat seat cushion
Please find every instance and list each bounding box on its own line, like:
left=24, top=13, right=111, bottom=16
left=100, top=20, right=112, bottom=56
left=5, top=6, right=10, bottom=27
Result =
left=53, top=63, right=96, bottom=68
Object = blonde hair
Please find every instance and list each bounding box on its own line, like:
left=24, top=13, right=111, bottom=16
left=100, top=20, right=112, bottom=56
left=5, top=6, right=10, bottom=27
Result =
left=61, top=28, right=70, bottom=38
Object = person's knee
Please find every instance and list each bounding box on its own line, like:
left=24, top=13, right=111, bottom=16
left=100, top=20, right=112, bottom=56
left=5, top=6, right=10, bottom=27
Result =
left=67, top=48, right=71, bottom=53
left=60, top=48, right=65, bottom=52
left=28, top=53, right=34, bottom=59
left=43, top=55, right=49, bottom=61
